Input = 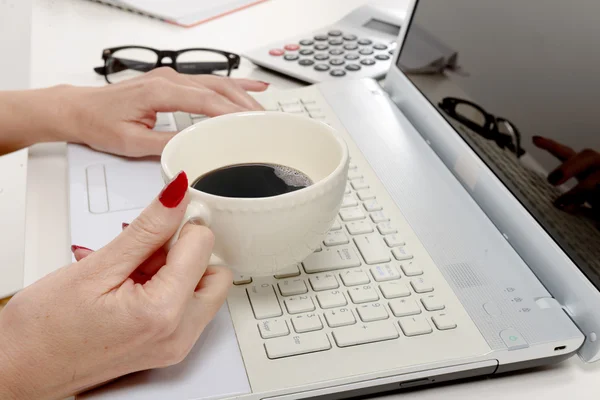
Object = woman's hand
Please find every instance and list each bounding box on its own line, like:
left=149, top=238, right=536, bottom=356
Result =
left=0, top=68, right=268, bottom=156
left=0, top=171, right=233, bottom=400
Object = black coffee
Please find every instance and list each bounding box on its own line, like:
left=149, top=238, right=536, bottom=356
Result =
left=192, top=163, right=313, bottom=198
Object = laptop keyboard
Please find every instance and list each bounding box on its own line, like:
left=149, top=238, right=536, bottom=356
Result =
left=214, top=96, right=457, bottom=360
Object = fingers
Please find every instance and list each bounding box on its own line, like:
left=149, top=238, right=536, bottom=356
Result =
left=230, top=78, right=270, bottom=92
left=123, top=126, right=177, bottom=157
left=193, top=75, right=264, bottom=111
left=532, top=136, right=576, bottom=162
left=149, top=222, right=215, bottom=298
left=554, top=171, right=600, bottom=212
left=547, top=149, right=600, bottom=185
left=90, top=171, right=189, bottom=284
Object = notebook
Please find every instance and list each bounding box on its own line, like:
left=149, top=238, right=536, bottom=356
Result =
left=86, top=0, right=268, bottom=28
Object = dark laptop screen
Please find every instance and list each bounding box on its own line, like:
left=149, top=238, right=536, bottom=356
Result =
left=397, top=0, right=600, bottom=289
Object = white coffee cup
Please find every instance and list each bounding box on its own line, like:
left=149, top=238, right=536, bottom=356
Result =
left=161, top=111, right=349, bottom=276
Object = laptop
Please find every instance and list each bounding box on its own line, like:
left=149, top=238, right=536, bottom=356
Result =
left=71, top=0, right=600, bottom=398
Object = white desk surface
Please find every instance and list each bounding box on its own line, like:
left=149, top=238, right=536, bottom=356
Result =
left=24, top=0, right=599, bottom=399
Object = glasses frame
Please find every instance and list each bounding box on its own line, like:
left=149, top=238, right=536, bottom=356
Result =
left=438, top=97, right=525, bottom=157
left=94, top=45, right=241, bottom=84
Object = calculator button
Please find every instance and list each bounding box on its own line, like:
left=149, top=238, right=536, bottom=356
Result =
left=345, top=54, right=360, bottom=61
left=299, top=59, right=315, bottom=66
left=284, top=54, right=299, bottom=61
left=329, top=49, right=344, bottom=56
left=300, top=39, right=314, bottom=46
left=314, top=44, right=329, bottom=51
left=328, top=29, right=343, bottom=36
left=329, top=59, right=345, bottom=66
left=373, top=44, right=388, bottom=50
left=269, top=49, right=285, bottom=56
left=330, top=69, right=346, bottom=77
left=344, top=44, right=358, bottom=51
left=314, top=64, right=330, bottom=72
left=329, top=39, right=343, bottom=46
left=375, top=54, right=390, bottom=61
left=389, top=49, right=394, bottom=55
left=314, top=34, right=328, bottom=41
left=314, top=53, right=329, bottom=61
left=359, top=48, right=374, bottom=56
left=343, top=34, right=357, bottom=41
left=361, top=59, right=376, bottom=66
left=284, top=44, right=300, bottom=51
left=345, top=64, right=361, bottom=71
left=299, top=49, right=314, bottom=56
left=358, top=39, right=373, bottom=45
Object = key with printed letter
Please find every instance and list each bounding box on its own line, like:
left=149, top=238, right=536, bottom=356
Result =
left=247, top=284, right=283, bottom=319
left=265, top=332, right=331, bottom=359
left=303, top=245, right=361, bottom=273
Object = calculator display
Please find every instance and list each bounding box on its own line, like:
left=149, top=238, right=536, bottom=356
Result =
left=363, top=18, right=400, bottom=36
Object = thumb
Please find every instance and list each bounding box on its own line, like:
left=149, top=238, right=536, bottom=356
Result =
left=91, top=171, right=189, bottom=285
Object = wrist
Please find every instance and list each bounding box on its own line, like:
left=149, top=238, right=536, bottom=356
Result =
left=0, top=331, right=36, bottom=399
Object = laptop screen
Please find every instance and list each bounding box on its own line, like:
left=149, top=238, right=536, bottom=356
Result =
left=396, top=0, right=600, bottom=290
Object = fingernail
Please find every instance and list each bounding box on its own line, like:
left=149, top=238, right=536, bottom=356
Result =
left=547, top=170, right=563, bottom=185
left=122, top=222, right=129, bottom=230
left=71, top=245, right=92, bottom=253
left=159, top=171, right=188, bottom=208
left=259, top=81, right=270, bottom=86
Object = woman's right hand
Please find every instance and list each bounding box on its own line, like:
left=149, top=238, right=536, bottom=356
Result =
left=0, top=171, right=232, bottom=400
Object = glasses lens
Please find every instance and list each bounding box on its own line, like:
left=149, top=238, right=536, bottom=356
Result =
left=454, top=102, right=486, bottom=129
left=105, top=48, right=158, bottom=83
left=176, top=50, right=231, bottom=76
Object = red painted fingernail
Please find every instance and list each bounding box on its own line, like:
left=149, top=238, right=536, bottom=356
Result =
left=122, top=222, right=129, bottom=230
left=259, top=81, right=270, bottom=86
left=71, top=245, right=92, bottom=253
left=159, top=171, right=188, bottom=208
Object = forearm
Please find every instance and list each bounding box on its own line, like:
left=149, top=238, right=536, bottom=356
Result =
left=0, top=85, right=74, bottom=155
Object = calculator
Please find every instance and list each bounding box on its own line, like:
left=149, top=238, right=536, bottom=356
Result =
left=243, top=4, right=405, bottom=84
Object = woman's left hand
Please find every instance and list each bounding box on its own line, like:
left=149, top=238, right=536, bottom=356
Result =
left=56, top=68, right=269, bottom=157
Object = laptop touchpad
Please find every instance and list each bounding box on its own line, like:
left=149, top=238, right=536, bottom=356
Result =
left=86, top=161, right=163, bottom=214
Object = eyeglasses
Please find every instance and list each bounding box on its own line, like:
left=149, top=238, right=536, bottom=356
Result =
left=438, top=97, right=524, bottom=157
left=94, top=46, right=241, bottom=84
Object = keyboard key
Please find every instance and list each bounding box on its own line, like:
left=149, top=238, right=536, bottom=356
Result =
left=351, top=179, right=369, bottom=190
left=398, top=316, right=433, bottom=336
left=380, top=282, right=411, bottom=299
left=348, top=162, right=357, bottom=170
left=348, top=285, right=379, bottom=304
left=370, top=264, right=401, bottom=282
left=340, top=207, right=366, bottom=221
left=354, top=234, right=391, bottom=264
left=330, top=219, right=342, bottom=230
left=247, top=285, right=283, bottom=319
left=348, top=170, right=363, bottom=180
left=342, top=194, right=358, bottom=208
left=384, top=234, right=405, bottom=247
left=370, top=211, right=389, bottom=223
left=281, top=104, right=304, bottom=113
left=258, top=318, right=290, bottom=339
left=432, top=314, right=457, bottom=330
left=274, top=264, right=301, bottom=279
left=324, top=230, right=349, bottom=246
left=377, top=222, right=397, bottom=235
left=357, top=189, right=375, bottom=201
left=317, top=290, right=347, bottom=308
left=393, top=247, right=414, bottom=261
left=265, top=331, right=331, bottom=359
left=363, top=199, right=382, bottom=212
left=345, top=183, right=351, bottom=194
left=411, top=277, right=433, bottom=293
left=340, top=269, right=370, bottom=286
left=233, top=274, right=252, bottom=285
left=346, top=220, right=374, bottom=235
left=389, top=298, right=421, bottom=317
left=285, top=295, right=315, bottom=314
left=324, top=307, right=356, bottom=327
left=303, top=245, right=361, bottom=273
left=278, top=279, right=308, bottom=296
left=309, top=273, right=339, bottom=291
left=357, top=303, right=389, bottom=322
left=332, top=321, right=398, bottom=347
left=291, top=313, right=323, bottom=333
left=421, top=295, right=445, bottom=311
